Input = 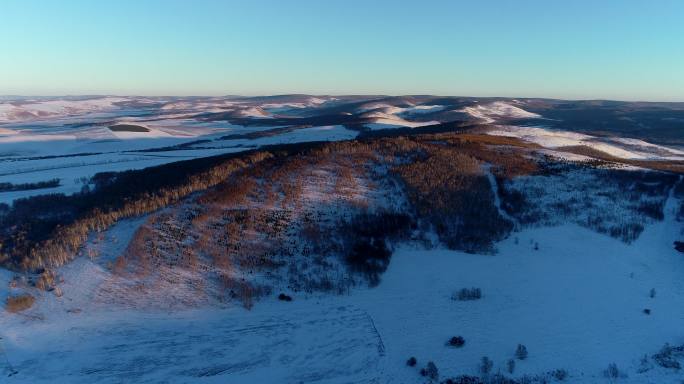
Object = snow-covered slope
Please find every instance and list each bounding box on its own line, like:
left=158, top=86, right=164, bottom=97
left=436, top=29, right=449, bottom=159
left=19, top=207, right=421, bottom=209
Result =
left=357, top=100, right=540, bottom=126
left=237, top=106, right=272, bottom=119
left=459, top=101, right=541, bottom=124
left=488, top=126, right=684, bottom=161
left=3, top=94, right=684, bottom=383
left=360, top=104, right=441, bottom=130
left=0, top=97, right=129, bottom=123
left=0, top=96, right=365, bottom=205
left=2, top=182, right=683, bottom=383
left=261, top=96, right=334, bottom=113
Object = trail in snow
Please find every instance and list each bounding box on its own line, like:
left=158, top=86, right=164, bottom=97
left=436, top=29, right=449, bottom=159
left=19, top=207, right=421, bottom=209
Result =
left=483, top=164, right=518, bottom=229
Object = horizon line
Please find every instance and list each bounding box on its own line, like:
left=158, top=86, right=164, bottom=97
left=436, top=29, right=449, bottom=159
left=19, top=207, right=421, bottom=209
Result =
left=1, top=93, right=683, bottom=104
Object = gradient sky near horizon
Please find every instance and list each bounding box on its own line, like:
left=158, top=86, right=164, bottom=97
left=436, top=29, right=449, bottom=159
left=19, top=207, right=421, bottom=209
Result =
left=1, top=0, right=683, bottom=101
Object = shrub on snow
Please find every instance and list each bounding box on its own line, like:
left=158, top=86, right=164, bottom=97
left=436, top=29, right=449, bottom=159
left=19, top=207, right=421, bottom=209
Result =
left=479, top=356, right=493, bottom=375
left=5, top=294, right=35, bottom=313
left=277, top=293, right=292, bottom=301
left=515, top=344, right=528, bottom=360
left=447, top=336, right=466, bottom=348
left=452, top=287, right=482, bottom=301
left=420, top=361, right=439, bottom=381
left=506, top=358, right=515, bottom=374
left=550, top=368, right=568, bottom=381
left=604, top=363, right=620, bottom=379
left=653, top=343, right=683, bottom=370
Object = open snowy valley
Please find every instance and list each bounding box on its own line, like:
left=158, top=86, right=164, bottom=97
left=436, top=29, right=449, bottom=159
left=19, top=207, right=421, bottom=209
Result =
left=2, top=95, right=684, bottom=383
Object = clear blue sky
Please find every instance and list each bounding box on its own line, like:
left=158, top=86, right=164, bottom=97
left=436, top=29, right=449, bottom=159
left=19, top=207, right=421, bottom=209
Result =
left=1, top=0, right=683, bottom=101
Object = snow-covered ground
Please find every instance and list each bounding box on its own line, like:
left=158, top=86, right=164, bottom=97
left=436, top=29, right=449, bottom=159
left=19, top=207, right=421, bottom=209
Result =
left=360, top=100, right=542, bottom=129
left=487, top=126, right=684, bottom=161
left=260, top=97, right=333, bottom=113
left=3, top=95, right=684, bottom=382
left=0, top=97, right=130, bottom=124
left=2, top=180, right=683, bottom=383
left=0, top=96, right=358, bottom=205
left=355, top=103, right=442, bottom=130
left=363, top=112, right=440, bottom=130
left=459, top=101, right=541, bottom=124
left=10, top=95, right=683, bottom=206
left=357, top=103, right=445, bottom=116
